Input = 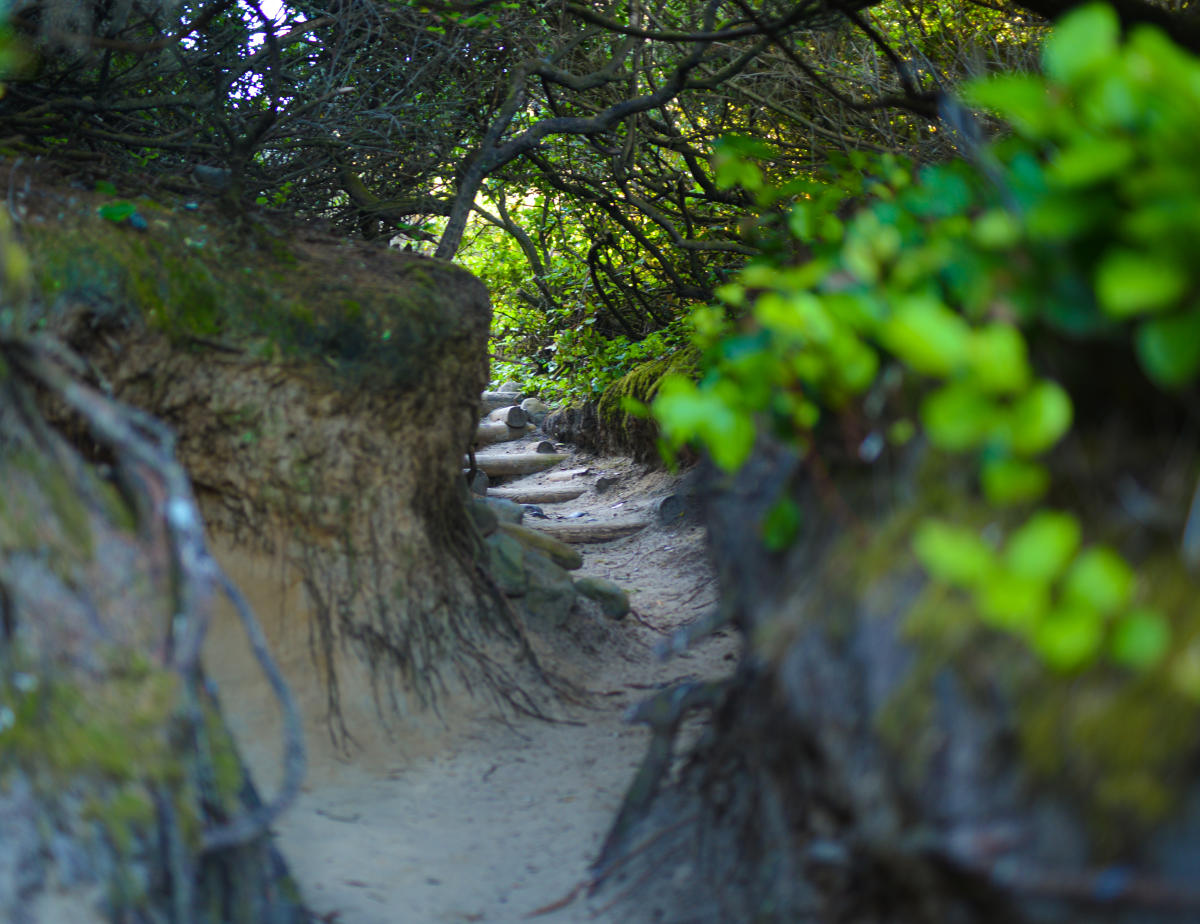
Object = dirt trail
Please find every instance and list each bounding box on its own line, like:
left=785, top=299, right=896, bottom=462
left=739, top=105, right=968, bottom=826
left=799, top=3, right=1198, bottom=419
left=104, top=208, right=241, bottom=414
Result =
left=224, top=448, right=735, bottom=923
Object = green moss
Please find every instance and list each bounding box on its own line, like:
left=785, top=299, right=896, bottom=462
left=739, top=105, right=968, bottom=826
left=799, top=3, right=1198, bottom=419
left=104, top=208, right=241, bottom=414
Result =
left=41, top=460, right=94, bottom=560
left=0, top=449, right=140, bottom=570
left=595, top=347, right=700, bottom=456
left=22, top=201, right=474, bottom=393
left=200, top=699, right=246, bottom=811
left=84, top=786, right=157, bottom=857
left=0, top=463, right=43, bottom=553
left=0, top=659, right=181, bottom=783
left=0, top=651, right=213, bottom=863
left=1011, top=552, right=1200, bottom=850
left=598, top=347, right=699, bottom=421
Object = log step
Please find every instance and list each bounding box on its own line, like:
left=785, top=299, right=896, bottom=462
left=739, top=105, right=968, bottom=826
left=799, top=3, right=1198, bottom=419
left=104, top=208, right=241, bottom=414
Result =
left=545, top=467, right=591, bottom=482
left=480, top=391, right=522, bottom=413
left=475, top=420, right=534, bottom=446
left=473, top=452, right=568, bottom=477
left=488, top=486, right=586, bottom=505
left=497, top=521, right=583, bottom=570
left=531, top=518, right=648, bottom=544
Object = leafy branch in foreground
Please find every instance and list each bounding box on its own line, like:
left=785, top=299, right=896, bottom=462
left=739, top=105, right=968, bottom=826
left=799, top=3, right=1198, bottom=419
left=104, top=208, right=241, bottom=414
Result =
left=653, top=3, right=1200, bottom=677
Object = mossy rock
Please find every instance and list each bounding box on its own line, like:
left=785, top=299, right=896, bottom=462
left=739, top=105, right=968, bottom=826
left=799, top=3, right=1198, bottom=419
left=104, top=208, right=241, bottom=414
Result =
left=574, top=575, right=630, bottom=619
left=518, top=551, right=578, bottom=631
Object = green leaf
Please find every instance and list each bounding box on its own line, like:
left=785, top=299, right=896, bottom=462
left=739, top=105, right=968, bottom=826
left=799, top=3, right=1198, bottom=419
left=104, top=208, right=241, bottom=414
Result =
left=619, top=396, right=649, bottom=417
left=881, top=296, right=971, bottom=376
left=791, top=398, right=820, bottom=429
left=1034, top=604, right=1105, bottom=671
left=98, top=201, right=137, bottom=223
left=705, top=411, right=756, bottom=471
left=888, top=419, right=916, bottom=446
left=1110, top=608, right=1170, bottom=670
left=1096, top=250, right=1187, bottom=317
left=715, top=134, right=778, bottom=160
left=1135, top=311, right=1200, bottom=388
left=754, top=292, right=834, bottom=344
left=819, top=214, right=844, bottom=243
left=1004, top=510, right=1081, bottom=581
left=94, top=179, right=118, bottom=196
left=976, top=572, right=1050, bottom=634
left=788, top=202, right=813, bottom=240
left=913, top=519, right=996, bottom=587
left=1042, top=4, right=1119, bottom=85
left=761, top=497, right=802, bottom=551
left=1048, top=138, right=1134, bottom=188
left=714, top=284, right=745, bottom=307
left=828, top=333, right=878, bottom=394
left=967, top=324, right=1031, bottom=394
left=971, top=209, right=1022, bottom=250
left=921, top=383, right=999, bottom=452
left=982, top=457, right=1051, bottom=506
left=714, top=156, right=762, bottom=192
left=1027, top=193, right=1106, bottom=242
left=962, top=74, right=1055, bottom=135
left=843, top=233, right=879, bottom=283
left=1063, top=545, right=1135, bottom=614
left=713, top=135, right=774, bottom=192
left=653, top=376, right=710, bottom=439
left=911, top=165, right=974, bottom=218
left=824, top=292, right=884, bottom=333
left=1008, top=381, right=1073, bottom=456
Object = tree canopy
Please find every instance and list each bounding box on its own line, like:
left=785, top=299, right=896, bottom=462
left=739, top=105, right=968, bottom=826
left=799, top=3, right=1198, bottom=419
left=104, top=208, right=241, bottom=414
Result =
left=3, top=0, right=1198, bottom=401
left=0, top=0, right=1047, bottom=364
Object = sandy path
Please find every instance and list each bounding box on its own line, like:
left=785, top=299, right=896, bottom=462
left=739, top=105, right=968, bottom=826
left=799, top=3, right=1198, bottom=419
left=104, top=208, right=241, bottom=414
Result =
left=236, top=453, right=734, bottom=923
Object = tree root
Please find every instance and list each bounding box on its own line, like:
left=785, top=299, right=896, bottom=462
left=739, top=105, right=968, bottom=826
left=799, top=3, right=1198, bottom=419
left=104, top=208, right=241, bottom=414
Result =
left=7, top=333, right=306, bottom=853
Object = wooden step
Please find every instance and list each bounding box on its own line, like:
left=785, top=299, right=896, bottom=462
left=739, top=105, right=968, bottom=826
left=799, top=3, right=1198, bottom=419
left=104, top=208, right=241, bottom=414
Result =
left=473, top=452, right=567, bottom=477
left=531, top=517, right=648, bottom=544
left=487, top=485, right=586, bottom=504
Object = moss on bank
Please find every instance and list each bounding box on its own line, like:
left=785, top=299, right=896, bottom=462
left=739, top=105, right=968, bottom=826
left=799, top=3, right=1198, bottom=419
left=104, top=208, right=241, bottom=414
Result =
left=19, top=191, right=477, bottom=394
left=588, top=346, right=699, bottom=461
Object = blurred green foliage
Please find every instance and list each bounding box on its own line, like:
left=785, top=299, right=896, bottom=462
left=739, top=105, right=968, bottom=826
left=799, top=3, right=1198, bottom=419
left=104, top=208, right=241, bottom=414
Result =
left=652, top=4, right=1200, bottom=678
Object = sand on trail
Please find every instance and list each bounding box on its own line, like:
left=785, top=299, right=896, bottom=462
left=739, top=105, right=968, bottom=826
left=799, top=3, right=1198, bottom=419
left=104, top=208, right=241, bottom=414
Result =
left=203, top=448, right=736, bottom=924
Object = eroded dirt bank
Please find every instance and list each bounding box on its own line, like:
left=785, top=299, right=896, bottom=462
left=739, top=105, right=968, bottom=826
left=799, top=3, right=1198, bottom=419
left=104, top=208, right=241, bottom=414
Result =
left=210, top=451, right=736, bottom=924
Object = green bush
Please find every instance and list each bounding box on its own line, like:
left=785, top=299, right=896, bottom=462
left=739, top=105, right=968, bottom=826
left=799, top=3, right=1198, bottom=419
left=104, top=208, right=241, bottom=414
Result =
left=653, top=4, right=1200, bottom=678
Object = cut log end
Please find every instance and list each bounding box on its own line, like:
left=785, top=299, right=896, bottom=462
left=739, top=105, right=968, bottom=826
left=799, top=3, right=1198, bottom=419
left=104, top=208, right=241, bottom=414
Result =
left=475, top=419, right=530, bottom=446
left=486, top=405, right=529, bottom=428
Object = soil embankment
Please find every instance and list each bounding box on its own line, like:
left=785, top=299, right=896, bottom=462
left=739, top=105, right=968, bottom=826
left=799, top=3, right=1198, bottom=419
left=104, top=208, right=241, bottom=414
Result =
left=218, top=446, right=736, bottom=924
